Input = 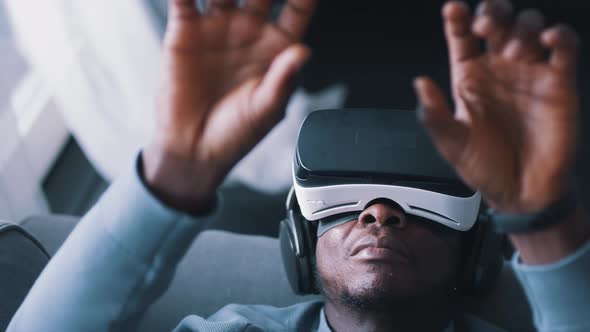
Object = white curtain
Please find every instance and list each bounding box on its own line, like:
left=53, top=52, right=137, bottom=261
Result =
left=6, top=0, right=162, bottom=181
left=0, top=101, right=51, bottom=222
left=0, top=4, right=66, bottom=222
left=6, top=0, right=347, bottom=194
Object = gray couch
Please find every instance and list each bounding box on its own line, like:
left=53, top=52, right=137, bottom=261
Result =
left=0, top=215, right=535, bottom=331
left=0, top=221, right=49, bottom=331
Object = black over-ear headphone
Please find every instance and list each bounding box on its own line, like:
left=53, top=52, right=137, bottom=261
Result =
left=279, top=189, right=505, bottom=297
left=279, top=189, right=318, bottom=295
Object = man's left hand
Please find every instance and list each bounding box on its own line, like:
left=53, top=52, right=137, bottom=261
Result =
left=414, top=0, right=579, bottom=215
left=415, top=0, right=590, bottom=265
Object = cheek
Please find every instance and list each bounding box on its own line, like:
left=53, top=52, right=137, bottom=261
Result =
left=316, top=232, right=358, bottom=289
left=316, top=236, right=345, bottom=277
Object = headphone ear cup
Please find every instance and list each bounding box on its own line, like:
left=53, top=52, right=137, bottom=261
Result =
left=279, top=219, right=303, bottom=295
left=461, top=219, right=504, bottom=297
left=279, top=214, right=316, bottom=295
left=300, top=218, right=318, bottom=293
left=472, top=223, right=504, bottom=296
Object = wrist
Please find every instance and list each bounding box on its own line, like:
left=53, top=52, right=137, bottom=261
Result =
left=489, top=189, right=578, bottom=234
left=141, top=146, right=221, bottom=215
left=510, top=205, right=590, bottom=265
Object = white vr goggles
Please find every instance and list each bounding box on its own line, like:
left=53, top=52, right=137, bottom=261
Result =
left=292, top=109, right=482, bottom=233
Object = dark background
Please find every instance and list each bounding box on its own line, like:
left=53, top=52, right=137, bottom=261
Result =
left=301, top=0, right=590, bottom=206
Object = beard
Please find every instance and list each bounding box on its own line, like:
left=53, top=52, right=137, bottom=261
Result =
left=316, top=265, right=458, bottom=314
left=340, top=282, right=408, bottom=313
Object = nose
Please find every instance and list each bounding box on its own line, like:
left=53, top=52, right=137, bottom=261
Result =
left=358, top=201, right=407, bottom=229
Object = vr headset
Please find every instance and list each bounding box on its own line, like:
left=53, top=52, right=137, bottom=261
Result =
left=292, top=108, right=481, bottom=232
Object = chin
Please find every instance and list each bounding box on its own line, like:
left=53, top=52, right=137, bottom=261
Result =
left=356, top=268, right=419, bottom=296
left=360, top=263, right=419, bottom=290
left=320, top=269, right=410, bottom=312
left=340, top=281, right=415, bottom=313
left=331, top=265, right=454, bottom=312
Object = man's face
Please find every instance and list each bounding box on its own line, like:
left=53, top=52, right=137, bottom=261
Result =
left=315, top=200, right=461, bottom=310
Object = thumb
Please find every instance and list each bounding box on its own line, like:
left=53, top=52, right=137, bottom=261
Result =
left=414, top=76, right=469, bottom=166
left=250, top=44, right=311, bottom=125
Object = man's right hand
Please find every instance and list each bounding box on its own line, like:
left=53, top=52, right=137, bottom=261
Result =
left=143, top=0, right=316, bottom=214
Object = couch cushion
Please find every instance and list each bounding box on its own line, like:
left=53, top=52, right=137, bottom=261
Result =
left=140, top=230, right=320, bottom=331
left=20, top=215, right=534, bottom=332
left=0, top=222, right=50, bottom=331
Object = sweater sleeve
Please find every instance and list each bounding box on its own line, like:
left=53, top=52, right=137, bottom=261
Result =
left=8, top=154, right=216, bottom=332
left=512, top=239, right=590, bottom=332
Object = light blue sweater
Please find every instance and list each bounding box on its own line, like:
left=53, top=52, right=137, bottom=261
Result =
left=8, top=158, right=590, bottom=331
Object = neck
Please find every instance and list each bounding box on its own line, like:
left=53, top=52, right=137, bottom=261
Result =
left=324, top=294, right=456, bottom=332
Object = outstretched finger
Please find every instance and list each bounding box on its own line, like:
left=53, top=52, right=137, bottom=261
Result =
left=206, top=0, right=237, bottom=13
left=472, top=0, right=514, bottom=53
left=542, top=24, right=580, bottom=74
left=502, top=9, right=545, bottom=62
left=242, top=0, right=273, bottom=18
left=277, top=0, right=318, bottom=40
left=414, top=77, right=469, bottom=166
left=443, top=1, right=481, bottom=64
left=169, top=0, right=201, bottom=20
left=251, top=45, right=311, bottom=128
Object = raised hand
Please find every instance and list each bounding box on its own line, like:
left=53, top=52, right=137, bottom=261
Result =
left=414, top=0, right=580, bottom=214
left=144, top=0, right=316, bottom=212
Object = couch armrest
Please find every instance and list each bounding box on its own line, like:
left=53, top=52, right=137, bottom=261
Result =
left=19, top=215, right=80, bottom=256
left=0, top=222, right=50, bottom=331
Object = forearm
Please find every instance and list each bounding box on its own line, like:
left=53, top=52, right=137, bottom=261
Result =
left=510, top=205, right=590, bottom=332
left=8, top=156, right=212, bottom=331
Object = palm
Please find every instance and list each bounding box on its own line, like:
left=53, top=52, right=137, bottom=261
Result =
left=168, top=13, right=289, bottom=104
left=451, top=55, right=577, bottom=211
left=158, top=1, right=314, bottom=178
left=416, top=2, right=580, bottom=213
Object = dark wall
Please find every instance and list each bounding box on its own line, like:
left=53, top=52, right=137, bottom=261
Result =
left=301, top=0, right=590, bottom=205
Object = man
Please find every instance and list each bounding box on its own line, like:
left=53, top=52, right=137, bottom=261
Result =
left=8, top=0, right=590, bottom=331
